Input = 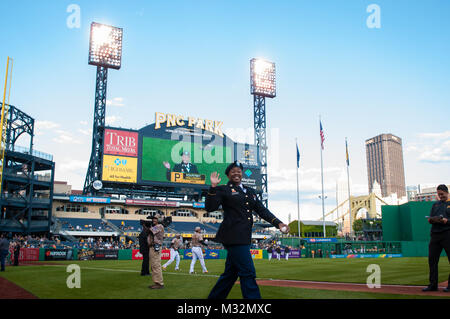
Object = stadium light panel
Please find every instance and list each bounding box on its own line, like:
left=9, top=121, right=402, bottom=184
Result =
left=250, top=58, right=276, bottom=98
left=89, top=22, right=123, bottom=70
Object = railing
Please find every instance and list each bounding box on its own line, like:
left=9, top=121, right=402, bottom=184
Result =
left=3, top=168, right=52, bottom=182
left=7, top=144, right=53, bottom=161
left=2, top=194, right=51, bottom=204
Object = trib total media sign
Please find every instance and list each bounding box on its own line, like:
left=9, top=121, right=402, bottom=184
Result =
left=102, top=129, right=139, bottom=183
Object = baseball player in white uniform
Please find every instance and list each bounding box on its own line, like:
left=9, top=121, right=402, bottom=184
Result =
left=162, top=234, right=182, bottom=271
left=189, top=227, right=208, bottom=274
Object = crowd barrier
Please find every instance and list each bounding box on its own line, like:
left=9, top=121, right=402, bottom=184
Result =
left=8, top=245, right=434, bottom=262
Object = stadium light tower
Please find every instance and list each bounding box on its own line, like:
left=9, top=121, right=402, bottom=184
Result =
left=83, top=22, right=123, bottom=195
left=250, top=58, right=276, bottom=208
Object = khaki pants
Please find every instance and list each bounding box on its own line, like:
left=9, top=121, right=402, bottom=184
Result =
left=149, top=247, right=164, bottom=286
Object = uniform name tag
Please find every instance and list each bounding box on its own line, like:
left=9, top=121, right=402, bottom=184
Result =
left=231, top=192, right=240, bottom=196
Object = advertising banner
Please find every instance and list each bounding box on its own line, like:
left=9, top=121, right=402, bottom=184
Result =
left=205, top=249, right=220, bottom=259
left=104, top=129, right=139, bottom=157
left=78, top=249, right=95, bottom=260
left=193, top=202, right=205, bottom=208
left=140, top=137, right=232, bottom=187
left=184, top=249, right=222, bottom=259
left=9, top=248, right=40, bottom=262
left=69, top=195, right=111, bottom=204
left=250, top=249, right=263, bottom=259
left=132, top=249, right=143, bottom=260
left=102, top=155, right=138, bottom=183
left=20, top=248, right=40, bottom=261
left=132, top=249, right=170, bottom=260
left=125, top=199, right=180, bottom=207
left=161, top=249, right=170, bottom=260
left=240, top=167, right=262, bottom=191
left=305, top=238, right=337, bottom=243
left=331, top=254, right=403, bottom=259
left=45, top=249, right=73, bottom=261
left=236, top=143, right=259, bottom=167
left=271, top=249, right=301, bottom=259
left=93, top=249, right=119, bottom=260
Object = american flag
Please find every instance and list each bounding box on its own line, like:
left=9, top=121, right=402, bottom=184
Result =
left=320, top=120, right=325, bottom=150
left=345, top=138, right=350, bottom=166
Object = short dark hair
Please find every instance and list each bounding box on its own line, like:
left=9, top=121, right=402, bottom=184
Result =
left=225, top=161, right=244, bottom=176
left=437, top=184, right=449, bottom=193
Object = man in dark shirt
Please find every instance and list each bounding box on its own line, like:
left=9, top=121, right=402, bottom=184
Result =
left=164, top=151, right=199, bottom=181
left=13, top=241, right=21, bottom=266
left=423, top=184, right=450, bottom=292
left=0, top=233, right=11, bottom=272
left=139, top=217, right=151, bottom=276
left=205, top=161, right=289, bottom=299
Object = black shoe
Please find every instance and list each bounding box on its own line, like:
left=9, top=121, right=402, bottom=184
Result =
left=422, top=286, right=438, bottom=292
left=141, top=273, right=151, bottom=276
left=444, top=287, right=449, bottom=292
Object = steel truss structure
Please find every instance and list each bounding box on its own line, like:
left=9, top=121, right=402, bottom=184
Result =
left=83, top=66, right=108, bottom=195
left=0, top=103, right=55, bottom=233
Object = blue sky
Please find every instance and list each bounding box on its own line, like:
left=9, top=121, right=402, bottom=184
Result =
left=1, top=0, right=449, bottom=224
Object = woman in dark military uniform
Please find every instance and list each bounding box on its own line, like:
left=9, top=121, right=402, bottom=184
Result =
left=206, top=161, right=289, bottom=299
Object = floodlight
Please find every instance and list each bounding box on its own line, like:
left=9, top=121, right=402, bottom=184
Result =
left=89, top=22, right=123, bottom=69
left=250, top=58, right=276, bottom=98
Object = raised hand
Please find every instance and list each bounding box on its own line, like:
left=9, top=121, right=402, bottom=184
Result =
left=163, top=161, right=170, bottom=169
left=210, top=172, right=221, bottom=187
left=278, top=223, right=290, bottom=234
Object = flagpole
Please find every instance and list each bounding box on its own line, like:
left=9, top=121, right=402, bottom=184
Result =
left=296, top=138, right=301, bottom=247
left=346, top=137, right=352, bottom=239
left=320, top=117, right=326, bottom=238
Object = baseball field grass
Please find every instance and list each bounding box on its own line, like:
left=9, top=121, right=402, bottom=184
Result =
left=1, top=257, right=449, bottom=299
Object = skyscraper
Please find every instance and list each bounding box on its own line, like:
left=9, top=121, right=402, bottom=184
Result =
left=365, top=133, right=406, bottom=198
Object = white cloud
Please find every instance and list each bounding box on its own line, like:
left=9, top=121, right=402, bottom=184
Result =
left=52, top=130, right=83, bottom=144
left=78, top=128, right=92, bottom=136
left=106, top=115, right=122, bottom=126
left=106, top=97, right=125, bottom=107
left=80, top=121, right=88, bottom=126
left=35, top=120, right=61, bottom=130
left=406, top=131, right=450, bottom=163
left=58, top=159, right=88, bottom=172
left=417, top=131, right=450, bottom=140
left=268, top=200, right=337, bottom=225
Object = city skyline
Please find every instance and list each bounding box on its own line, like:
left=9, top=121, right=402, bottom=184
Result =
left=1, top=1, right=449, bottom=225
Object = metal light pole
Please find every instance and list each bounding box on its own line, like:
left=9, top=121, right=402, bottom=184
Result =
left=83, top=22, right=123, bottom=195
left=250, top=58, right=276, bottom=208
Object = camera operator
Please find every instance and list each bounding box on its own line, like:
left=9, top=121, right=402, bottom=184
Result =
left=139, top=216, right=152, bottom=276
left=147, top=214, right=165, bottom=289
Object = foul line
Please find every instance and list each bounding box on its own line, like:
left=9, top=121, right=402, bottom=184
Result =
left=41, top=265, right=444, bottom=288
